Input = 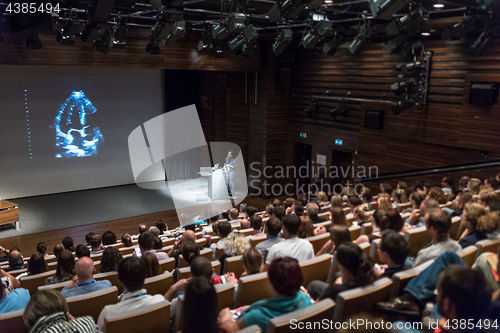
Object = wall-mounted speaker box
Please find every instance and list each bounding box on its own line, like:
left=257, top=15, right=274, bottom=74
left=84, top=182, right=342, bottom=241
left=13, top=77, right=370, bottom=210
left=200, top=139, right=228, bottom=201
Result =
left=280, top=67, right=292, bottom=86
left=365, top=110, right=384, bottom=129
left=469, top=83, right=499, bottom=106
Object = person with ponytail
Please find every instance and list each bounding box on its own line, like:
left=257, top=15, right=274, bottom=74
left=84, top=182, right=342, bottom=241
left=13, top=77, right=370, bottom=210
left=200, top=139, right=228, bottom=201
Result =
left=458, top=202, right=494, bottom=248
left=354, top=209, right=389, bottom=245
left=352, top=205, right=369, bottom=226
left=307, top=243, right=376, bottom=301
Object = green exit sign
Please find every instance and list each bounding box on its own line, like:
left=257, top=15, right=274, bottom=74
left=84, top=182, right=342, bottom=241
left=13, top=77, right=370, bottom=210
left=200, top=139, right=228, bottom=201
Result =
left=335, top=139, right=343, bottom=145
left=300, top=133, right=307, bottom=138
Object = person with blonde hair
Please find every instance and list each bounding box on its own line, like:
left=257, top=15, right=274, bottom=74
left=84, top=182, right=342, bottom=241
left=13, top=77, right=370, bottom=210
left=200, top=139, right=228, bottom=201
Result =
left=316, top=225, right=352, bottom=256
left=331, top=206, right=350, bottom=227
left=120, top=233, right=133, bottom=247
left=23, top=290, right=100, bottom=333
left=391, top=188, right=408, bottom=205
left=298, top=216, right=315, bottom=239
left=377, top=195, right=392, bottom=211
left=241, top=248, right=263, bottom=277
left=468, top=178, right=482, bottom=195
left=459, top=202, right=496, bottom=248
left=352, top=205, right=369, bottom=225
left=316, top=191, right=328, bottom=203
left=478, top=189, right=498, bottom=208
left=224, top=232, right=250, bottom=257
left=330, top=195, right=343, bottom=208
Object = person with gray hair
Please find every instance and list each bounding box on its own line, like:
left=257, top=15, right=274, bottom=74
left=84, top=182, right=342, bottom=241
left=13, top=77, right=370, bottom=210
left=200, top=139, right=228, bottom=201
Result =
left=60, top=257, right=112, bottom=298
left=149, top=226, right=160, bottom=238
left=23, top=290, right=100, bottom=333
left=306, top=202, right=326, bottom=224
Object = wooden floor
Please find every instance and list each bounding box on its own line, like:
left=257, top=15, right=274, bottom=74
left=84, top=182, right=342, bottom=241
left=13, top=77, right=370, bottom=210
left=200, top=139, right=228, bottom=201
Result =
left=0, top=195, right=284, bottom=259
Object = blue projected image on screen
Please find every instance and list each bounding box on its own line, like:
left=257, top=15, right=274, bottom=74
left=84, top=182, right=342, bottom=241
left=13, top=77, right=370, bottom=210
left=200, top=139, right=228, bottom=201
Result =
left=54, top=91, right=104, bottom=158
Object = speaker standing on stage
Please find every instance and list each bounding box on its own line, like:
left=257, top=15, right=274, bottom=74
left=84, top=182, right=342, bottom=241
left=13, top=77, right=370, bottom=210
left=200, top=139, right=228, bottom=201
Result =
left=224, top=151, right=235, bottom=196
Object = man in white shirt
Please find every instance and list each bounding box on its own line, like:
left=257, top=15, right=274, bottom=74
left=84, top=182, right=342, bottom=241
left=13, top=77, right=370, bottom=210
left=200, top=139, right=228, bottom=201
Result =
left=211, top=221, right=232, bottom=259
left=98, top=257, right=166, bottom=332
left=263, top=214, right=314, bottom=271
left=228, top=208, right=241, bottom=227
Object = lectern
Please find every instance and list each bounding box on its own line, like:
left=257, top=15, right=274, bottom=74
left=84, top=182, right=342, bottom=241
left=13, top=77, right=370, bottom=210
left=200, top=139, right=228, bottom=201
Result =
left=208, top=169, right=230, bottom=200
left=0, top=200, right=20, bottom=230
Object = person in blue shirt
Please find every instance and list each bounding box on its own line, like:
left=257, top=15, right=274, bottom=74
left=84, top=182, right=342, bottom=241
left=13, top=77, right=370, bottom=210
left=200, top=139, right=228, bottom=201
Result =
left=224, top=151, right=235, bottom=195
left=219, top=257, right=312, bottom=332
left=458, top=202, right=491, bottom=248
left=61, top=256, right=111, bottom=298
left=0, top=269, right=30, bottom=314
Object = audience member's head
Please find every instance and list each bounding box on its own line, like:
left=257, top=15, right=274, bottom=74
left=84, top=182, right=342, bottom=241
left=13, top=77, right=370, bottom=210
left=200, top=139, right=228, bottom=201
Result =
left=317, top=191, right=328, bottom=202
left=349, top=196, right=363, bottom=209
left=212, top=221, right=219, bottom=235
left=221, top=210, right=229, bottom=221
left=272, top=199, right=282, bottom=207
left=207, top=210, right=219, bottom=223
left=463, top=202, right=498, bottom=234
left=331, top=206, right=349, bottom=227
left=386, top=208, right=404, bottom=232
left=246, top=206, right=259, bottom=219
left=74, top=256, right=96, bottom=283
left=298, top=216, right=314, bottom=239
left=294, top=203, right=304, bottom=216
left=85, top=232, right=96, bottom=245
left=217, top=221, right=232, bottom=238
left=441, top=176, right=454, bottom=188
left=250, top=215, right=262, bottom=232
left=265, top=204, right=274, bottom=217
left=391, top=188, right=408, bottom=204
left=101, top=231, right=117, bottom=246
left=23, top=290, right=69, bottom=329
left=428, top=187, right=448, bottom=204
left=152, top=236, right=163, bottom=250
left=141, top=252, right=159, bottom=278
left=282, top=214, right=301, bottom=238
left=468, top=178, right=481, bottom=195
left=306, top=202, right=320, bottom=218
left=420, top=198, right=440, bottom=217
left=156, top=220, right=167, bottom=234
left=484, top=177, right=499, bottom=191
left=118, top=257, right=146, bottom=292
left=353, top=205, right=369, bottom=222
left=242, top=248, right=263, bottom=276
left=224, top=232, right=250, bottom=256
left=268, top=257, right=303, bottom=296
left=330, top=195, right=343, bottom=208
left=53, top=244, right=65, bottom=258
left=459, top=176, right=470, bottom=188
left=454, top=191, right=472, bottom=211
left=229, top=208, right=239, bottom=220
left=75, top=244, right=90, bottom=259
left=409, top=191, right=426, bottom=208
left=330, top=226, right=352, bottom=252
left=8, top=249, right=23, bottom=266
left=378, top=230, right=409, bottom=267
left=265, top=217, right=282, bottom=238
left=89, top=234, right=102, bottom=251
left=36, top=242, right=47, bottom=256
left=478, top=189, right=498, bottom=207
left=371, top=210, right=389, bottom=231
left=240, top=219, right=251, bottom=230
left=184, top=224, right=196, bottom=232
left=27, top=253, right=47, bottom=276
left=56, top=250, right=75, bottom=281
left=437, top=266, right=491, bottom=322
left=138, top=223, right=147, bottom=234
left=425, top=209, right=452, bottom=238
left=182, top=241, right=200, bottom=266
left=377, top=196, right=392, bottom=211
left=180, top=214, right=191, bottom=227
left=100, top=247, right=123, bottom=273
left=379, top=182, right=393, bottom=195
left=296, top=194, right=307, bottom=207
left=183, top=277, right=219, bottom=333
left=273, top=206, right=285, bottom=221
left=337, top=243, right=376, bottom=286
left=423, top=182, right=434, bottom=195
left=413, top=180, right=423, bottom=192
left=62, top=237, right=75, bottom=252
left=361, top=188, right=373, bottom=203
left=121, top=233, right=133, bottom=247
left=148, top=226, right=160, bottom=238
left=138, top=232, right=154, bottom=251
left=190, top=257, right=213, bottom=280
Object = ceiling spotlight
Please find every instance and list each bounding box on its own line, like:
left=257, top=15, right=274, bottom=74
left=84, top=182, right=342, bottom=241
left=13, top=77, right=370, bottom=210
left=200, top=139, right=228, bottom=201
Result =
left=368, top=0, right=411, bottom=20
left=471, top=26, right=500, bottom=54
left=396, top=61, right=423, bottom=75
left=323, top=30, right=345, bottom=56
left=242, top=42, right=256, bottom=57
left=433, top=3, right=445, bottom=8
left=268, top=0, right=322, bottom=23
left=349, top=34, right=365, bottom=54
left=26, top=30, right=43, bottom=50
left=386, top=7, right=428, bottom=36
left=163, top=21, right=185, bottom=47
left=330, top=100, right=349, bottom=119
left=228, top=12, right=246, bottom=33
left=212, top=23, right=231, bottom=40
left=301, top=30, right=320, bottom=49
left=198, top=29, right=214, bottom=52
left=228, top=33, right=246, bottom=51
left=146, top=35, right=160, bottom=54
left=273, top=29, right=293, bottom=56
left=349, top=21, right=375, bottom=55
left=385, top=33, right=411, bottom=53
left=392, top=98, right=416, bottom=115
left=93, top=28, right=112, bottom=54
left=228, top=25, right=257, bottom=52
left=305, top=99, right=319, bottom=117
left=476, top=0, right=500, bottom=11
left=112, top=18, right=128, bottom=49
left=56, top=19, right=79, bottom=45
left=441, top=16, right=482, bottom=40
left=399, top=40, right=423, bottom=58
left=391, top=78, right=417, bottom=96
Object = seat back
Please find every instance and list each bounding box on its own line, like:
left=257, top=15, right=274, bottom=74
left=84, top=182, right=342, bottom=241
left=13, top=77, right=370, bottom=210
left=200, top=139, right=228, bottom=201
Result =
left=318, top=212, right=330, bottom=220
left=267, top=299, right=335, bottom=333
left=118, top=246, right=137, bottom=256
left=215, top=283, right=235, bottom=311
left=314, top=221, right=332, bottom=229
left=305, top=233, right=331, bottom=255
left=398, top=203, right=412, bottom=213
left=44, top=255, right=58, bottom=265
left=299, top=254, right=332, bottom=288
left=250, top=236, right=267, bottom=248
left=158, top=257, right=176, bottom=273
left=20, top=270, right=56, bottom=295
left=326, top=252, right=338, bottom=284
left=178, top=248, right=212, bottom=268
left=224, top=255, right=245, bottom=277
left=475, top=239, right=500, bottom=259
left=105, top=301, right=170, bottom=333
left=6, top=268, right=27, bottom=277
left=38, top=280, right=70, bottom=292
left=360, top=223, right=372, bottom=236
left=404, top=227, right=432, bottom=258
left=144, top=272, right=174, bottom=296
left=239, top=228, right=255, bottom=237
left=359, top=242, right=371, bottom=257
left=67, top=286, right=118, bottom=322
left=457, top=246, right=477, bottom=268
left=0, top=309, right=27, bottom=333
left=234, top=272, right=274, bottom=308
left=162, top=238, right=175, bottom=247
left=448, top=217, right=461, bottom=240
left=348, top=225, right=361, bottom=241
left=369, top=239, right=382, bottom=265
left=195, top=238, right=207, bottom=247
left=389, top=259, right=434, bottom=300
left=216, top=247, right=226, bottom=259
left=178, top=261, right=221, bottom=281
left=333, top=278, right=393, bottom=322
left=94, top=271, right=123, bottom=293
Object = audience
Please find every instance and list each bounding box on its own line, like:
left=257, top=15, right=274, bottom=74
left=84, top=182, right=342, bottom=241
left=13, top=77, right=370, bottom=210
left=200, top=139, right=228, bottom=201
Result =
left=183, top=277, right=219, bottom=333
left=89, top=234, right=103, bottom=255
left=164, top=257, right=213, bottom=303
left=405, top=191, right=426, bottom=214
left=36, top=242, right=48, bottom=258
left=75, top=244, right=90, bottom=258
left=273, top=206, right=285, bottom=221
left=62, top=237, right=75, bottom=253
left=1, top=268, right=29, bottom=314
left=478, top=189, right=498, bottom=208
left=17, top=253, right=46, bottom=281
left=458, top=202, right=496, bottom=248
left=375, top=230, right=409, bottom=278
left=61, top=256, right=112, bottom=298
left=354, top=209, right=389, bottom=245
left=264, top=214, right=314, bottom=270
left=352, top=205, right=369, bottom=225
left=468, top=178, right=481, bottom=195
left=379, top=182, right=393, bottom=195
left=348, top=195, right=363, bottom=213
left=101, top=231, right=117, bottom=246
left=219, top=257, right=312, bottom=332
left=451, top=191, right=472, bottom=218
left=85, top=232, right=96, bottom=247
left=97, top=257, right=165, bottom=332
left=156, top=219, right=168, bottom=235
left=167, top=229, right=196, bottom=260
left=298, top=216, right=314, bottom=238
left=6, top=249, right=25, bottom=271
left=23, top=290, right=100, bottom=332
left=181, top=240, right=200, bottom=266
left=137, top=231, right=169, bottom=261
left=331, top=206, right=349, bottom=227
left=249, top=215, right=264, bottom=237
left=254, top=217, right=283, bottom=256
left=121, top=233, right=133, bottom=247
left=53, top=244, right=65, bottom=258
left=306, top=202, right=326, bottom=224
left=141, top=252, right=160, bottom=278
left=45, top=250, right=75, bottom=285
left=100, top=247, right=123, bottom=273
left=428, top=186, right=448, bottom=205
left=228, top=208, right=241, bottom=227
left=307, top=243, right=376, bottom=301
left=224, top=232, right=251, bottom=258
left=241, top=248, right=263, bottom=277
left=407, top=198, right=439, bottom=228
left=330, top=195, right=343, bottom=209
left=317, top=225, right=352, bottom=256
left=211, top=221, right=231, bottom=259
left=138, top=223, right=147, bottom=235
